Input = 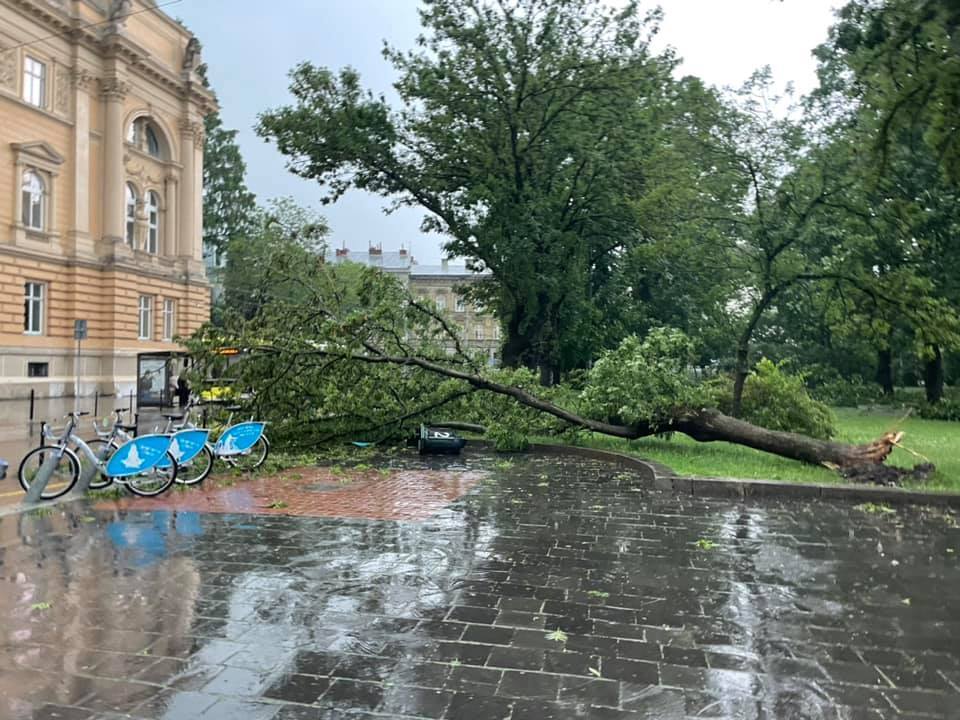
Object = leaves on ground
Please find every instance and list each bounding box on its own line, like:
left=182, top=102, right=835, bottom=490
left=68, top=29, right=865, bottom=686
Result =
left=546, top=629, right=568, bottom=643
left=587, top=590, right=611, bottom=599
left=265, top=500, right=288, bottom=509
left=30, top=602, right=51, bottom=611
left=695, top=538, right=718, bottom=550
left=855, top=502, right=897, bottom=515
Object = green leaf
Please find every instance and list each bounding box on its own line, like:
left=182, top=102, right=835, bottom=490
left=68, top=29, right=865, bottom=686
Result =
left=545, top=629, right=568, bottom=643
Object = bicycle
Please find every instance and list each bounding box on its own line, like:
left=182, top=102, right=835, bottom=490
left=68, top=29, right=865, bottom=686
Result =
left=95, top=408, right=214, bottom=487
left=18, top=411, right=179, bottom=500
left=176, top=397, right=270, bottom=472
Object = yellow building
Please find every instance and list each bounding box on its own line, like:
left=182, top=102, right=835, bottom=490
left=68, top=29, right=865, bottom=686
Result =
left=0, top=0, right=215, bottom=400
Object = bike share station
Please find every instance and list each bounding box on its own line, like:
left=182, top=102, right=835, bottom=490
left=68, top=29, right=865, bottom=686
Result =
left=18, top=329, right=270, bottom=504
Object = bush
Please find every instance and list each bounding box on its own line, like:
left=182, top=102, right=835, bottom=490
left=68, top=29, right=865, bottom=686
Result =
left=705, top=359, right=837, bottom=439
left=809, top=376, right=883, bottom=407
left=917, top=400, right=960, bottom=421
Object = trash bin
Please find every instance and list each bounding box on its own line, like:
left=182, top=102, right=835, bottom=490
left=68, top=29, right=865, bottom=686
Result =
left=418, top=425, right=466, bottom=455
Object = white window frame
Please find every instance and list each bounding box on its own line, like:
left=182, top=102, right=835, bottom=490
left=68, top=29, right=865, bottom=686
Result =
left=24, top=281, right=45, bottom=335
left=21, top=169, right=45, bottom=231
left=125, top=183, right=138, bottom=248
left=475, top=326, right=484, bottom=341
left=138, top=295, right=153, bottom=340
left=146, top=191, right=159, bottom=254
left=436, top=295, right=447, bottom=311
left=22, top=56, right=46, bottom=108
left=455, top=296, right=466, bottom=313
left=162, top=298, right=175, bottom=341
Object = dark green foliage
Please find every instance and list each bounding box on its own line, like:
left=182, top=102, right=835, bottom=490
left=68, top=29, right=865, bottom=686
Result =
left=705, top=360, right=837, bottom=440
left=202, top=113, right=258, bottom=261
left=917, top=400, right=960, bottom=422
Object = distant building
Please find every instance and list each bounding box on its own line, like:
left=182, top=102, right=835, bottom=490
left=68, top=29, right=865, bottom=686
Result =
left=325, top=245, right=500, bottom=362
left=0, top=0, right=216, bottom=400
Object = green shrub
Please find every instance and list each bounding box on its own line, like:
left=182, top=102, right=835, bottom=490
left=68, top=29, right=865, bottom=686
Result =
left=809, top=376, right=883, bottom=407
left=581, top=328, right=699, bottom=429
left=706, top=359, right=837, bottom=439
left=486, top=424, right=531, bottom=452
left=917, top=400, right=960, bottom=421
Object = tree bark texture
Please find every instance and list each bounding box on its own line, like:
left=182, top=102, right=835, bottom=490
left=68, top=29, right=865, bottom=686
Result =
left=877, top=348, right=895, bottom=396
left=925, top=344, right=944, bottom=404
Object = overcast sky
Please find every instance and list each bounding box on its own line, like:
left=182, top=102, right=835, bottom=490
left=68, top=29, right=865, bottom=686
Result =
left=174, top=0, right=843, bottom=262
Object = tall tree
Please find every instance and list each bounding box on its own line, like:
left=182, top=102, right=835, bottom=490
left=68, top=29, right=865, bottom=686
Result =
left=202, top=112, right=258, bottom=266
left=257, top=0, right=684, bottom=383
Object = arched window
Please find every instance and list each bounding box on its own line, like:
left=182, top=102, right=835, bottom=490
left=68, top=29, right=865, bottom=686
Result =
left=146, top=191, right=159, bottom=254
left=21, top=170, right=45, bottom=230
left=127, top=117, right=167, bottom=160
left=146, top=126, right=161, bottom=158
left=125, top=183, right=138, bottom=248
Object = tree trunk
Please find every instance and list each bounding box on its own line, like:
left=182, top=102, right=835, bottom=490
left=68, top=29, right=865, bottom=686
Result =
left=925, top=344, right=944, bottom=404
left=732, top=340, right=750, bottom=418
left=673, top=409, right=898, bottom=468
left=876, top=348, right=895, bottom=396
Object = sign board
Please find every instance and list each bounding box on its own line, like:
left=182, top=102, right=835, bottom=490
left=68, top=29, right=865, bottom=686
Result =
left=74, top=319, right=88, bottom=340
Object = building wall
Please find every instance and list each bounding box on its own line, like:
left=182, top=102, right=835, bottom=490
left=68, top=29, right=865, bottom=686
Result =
left=410, top=275, right=500, bottom=361
left=0, top=0, right=216, bottom=399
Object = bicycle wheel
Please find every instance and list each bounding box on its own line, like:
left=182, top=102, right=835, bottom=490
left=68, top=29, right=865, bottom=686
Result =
left=18, top=446, right=80, bottom=500
left=176, top=444, right=214, bottom=485
left=125, top=452, right=178, bottom=497
left=83, top=439, right=118, bottom=490
left=225, top=436, right=269, bottom=471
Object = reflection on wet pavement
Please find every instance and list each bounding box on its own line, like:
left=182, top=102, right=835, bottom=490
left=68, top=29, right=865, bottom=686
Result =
left=0, top=449, right=958, bottom=719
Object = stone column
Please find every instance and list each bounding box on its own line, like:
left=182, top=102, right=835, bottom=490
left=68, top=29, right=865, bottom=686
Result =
left=101, top=76, right=128, bottom=246
left=164, top=173, right=178, bottom=257
left=178, top=119, right=200, bottom=259
left=71, top=69, right=94, bottom=255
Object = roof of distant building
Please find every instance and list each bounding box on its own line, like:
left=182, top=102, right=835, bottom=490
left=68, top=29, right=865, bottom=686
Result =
left=324, top=247, right=489, bottom=278
left=324, top=248, right=413, bottom=270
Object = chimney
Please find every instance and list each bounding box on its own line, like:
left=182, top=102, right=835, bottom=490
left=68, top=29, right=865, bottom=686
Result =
left=335, top=248, right=348, bottom=258
left=441, top=258, right=449, bottom=271
left=399, top=247, right=407, bottom=257
left=369, top=243, right=382, bottom=255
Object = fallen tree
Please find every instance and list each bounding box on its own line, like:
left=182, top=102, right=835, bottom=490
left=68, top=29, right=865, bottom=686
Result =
left=188, top=262, right=930, bottom=485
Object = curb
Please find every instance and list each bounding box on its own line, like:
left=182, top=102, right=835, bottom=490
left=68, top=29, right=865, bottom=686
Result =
left=475, top=441, right=960, bottom=508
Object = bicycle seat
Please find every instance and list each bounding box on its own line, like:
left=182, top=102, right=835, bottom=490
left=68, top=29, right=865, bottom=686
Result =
left=116, top=423, right=137, bottom=432
left=162, top=413, right=183, bottom=421
left=114, top=407, right=128, bottom=415
left=72, top=411, right=90, bottom=417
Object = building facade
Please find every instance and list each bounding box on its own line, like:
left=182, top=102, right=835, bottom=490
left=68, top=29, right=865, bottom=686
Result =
left=325, top=246, right=501, bottom=362
left=0, top=0, right=215, bottom=399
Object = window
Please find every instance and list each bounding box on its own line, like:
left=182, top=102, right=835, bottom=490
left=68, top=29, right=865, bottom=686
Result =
left=162, top=299, right=175, bottom=341
left=28, top=362, right=49, bottom=378
left=125, top=183, right=137, bottom=247
left=138, top=295, right=153, bottom=340
left=24, top=282, right=44, bottom=335
left=146, top=191, right=159, bottom=253
left=436, top=295, right=447, bottom=311
left=455, top=296, right=466, bottom=313
left=128, top=118, right=165, bottom=159
left=22, top=56, right=46, bottom=107
left=475, top=326, right=484, bottom=341
left=146, top=126, right=161, bottom=158
left=493, top=325, right=500, bottom=340
left=21, top=170, right=45, bottom=230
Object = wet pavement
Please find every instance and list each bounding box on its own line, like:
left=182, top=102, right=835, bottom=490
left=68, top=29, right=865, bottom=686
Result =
left=1, top=449, right=959, bottom=719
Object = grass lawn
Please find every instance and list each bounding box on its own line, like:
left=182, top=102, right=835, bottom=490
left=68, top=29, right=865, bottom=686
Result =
left=566, top=408, right=960, bottom=493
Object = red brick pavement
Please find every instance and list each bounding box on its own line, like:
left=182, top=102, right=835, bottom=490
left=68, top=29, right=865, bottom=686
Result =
left=95, top=466, right=485, bottom=520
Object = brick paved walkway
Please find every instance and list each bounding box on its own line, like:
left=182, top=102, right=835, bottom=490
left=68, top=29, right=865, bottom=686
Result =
left=98, top=467, right=485, bottom=521
left=0, top=450, right=958, bottom=719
